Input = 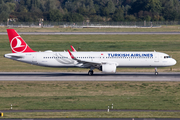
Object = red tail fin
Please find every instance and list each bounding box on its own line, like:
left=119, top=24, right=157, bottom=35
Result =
left=7, top=29, right=35, bottom=53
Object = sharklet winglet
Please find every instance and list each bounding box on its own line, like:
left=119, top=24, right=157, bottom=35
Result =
left=70, top=45, right=77, bottom=52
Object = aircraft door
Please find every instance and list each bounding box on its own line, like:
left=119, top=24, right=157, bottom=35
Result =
left=88, top=55, right=93, bottom=61
left=154, top=53, right=159, bottom=62
left=32, top=54, right=37, bottom=64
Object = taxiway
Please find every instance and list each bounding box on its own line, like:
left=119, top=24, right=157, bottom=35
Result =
left=1, top=32, right=180, bottom=35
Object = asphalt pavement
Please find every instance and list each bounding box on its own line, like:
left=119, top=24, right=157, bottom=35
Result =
left=0, top=72, right=180, bottom=81
left=1, top=32, right=180, bottom=35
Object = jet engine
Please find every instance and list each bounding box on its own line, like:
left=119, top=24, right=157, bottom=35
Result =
left=101, top=63, right=117, bottom=73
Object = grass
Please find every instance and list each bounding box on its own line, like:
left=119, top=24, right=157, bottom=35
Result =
left=2, top=111, right=180, bottom=118
left=0, top=81, right=180, bottom=110
left=1, top=25, right=180, bottom=32
left=0, top=34, right=180, bottom=72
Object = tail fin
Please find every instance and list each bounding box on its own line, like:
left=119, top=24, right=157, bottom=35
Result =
left=7, top=29, right=36, bottom=53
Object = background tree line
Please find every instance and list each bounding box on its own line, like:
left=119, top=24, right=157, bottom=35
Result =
left=1, top=0, right=180, bottom=22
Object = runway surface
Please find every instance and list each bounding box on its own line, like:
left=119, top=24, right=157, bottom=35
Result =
left=0, top=72, right=180, bottom=81
left=1, top=32, right=180, bottom=35
left=1, top=113, right=179, bottom=120
left=2, top=109, right=180, bottom=113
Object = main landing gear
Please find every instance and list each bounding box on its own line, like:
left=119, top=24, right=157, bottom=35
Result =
left=88, top=70, right=94, bottom=75
left=155, top=67, right=158, bottom=75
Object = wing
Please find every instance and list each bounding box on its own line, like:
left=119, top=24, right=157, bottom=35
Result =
left=67, top=50, right=101, bottom=65
left=67, top=50, right=118, bottom=72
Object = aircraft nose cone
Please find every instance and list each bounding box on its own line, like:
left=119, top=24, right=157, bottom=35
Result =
left=172, top=59, right=177, bottom=65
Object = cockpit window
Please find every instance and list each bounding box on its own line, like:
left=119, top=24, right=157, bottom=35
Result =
left=164, top=56, right=171, bottom=59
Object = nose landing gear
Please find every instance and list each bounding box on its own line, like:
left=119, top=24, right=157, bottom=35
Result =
left=155, top=67, right=158, bottom=75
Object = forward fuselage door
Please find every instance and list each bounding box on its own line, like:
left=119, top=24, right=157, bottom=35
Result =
left=154, top=53, right=159, bottom=62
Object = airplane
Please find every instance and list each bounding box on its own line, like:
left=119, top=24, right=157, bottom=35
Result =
left=4, top=29, right=177, bottom=75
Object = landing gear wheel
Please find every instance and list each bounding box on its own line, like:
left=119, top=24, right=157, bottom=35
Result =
left=155, top=72, right=158, bottom=75
left=155, top=67, right=158, bottom=76
left=88, top=70, right=94, bottom=76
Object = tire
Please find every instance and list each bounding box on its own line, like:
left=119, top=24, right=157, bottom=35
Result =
left=155, top=72, right=158, bottom=75
left=88, top=70, right=93, bottom=75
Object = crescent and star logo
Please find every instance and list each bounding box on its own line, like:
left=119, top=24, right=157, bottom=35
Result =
left=10, top=36, right=27, bottom=53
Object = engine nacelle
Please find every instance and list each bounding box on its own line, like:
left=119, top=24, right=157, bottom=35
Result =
left=101, top=63, right=117, bottom=73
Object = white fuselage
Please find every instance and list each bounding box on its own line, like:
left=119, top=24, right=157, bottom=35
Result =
left=4, top=51, right=177, bottom=69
